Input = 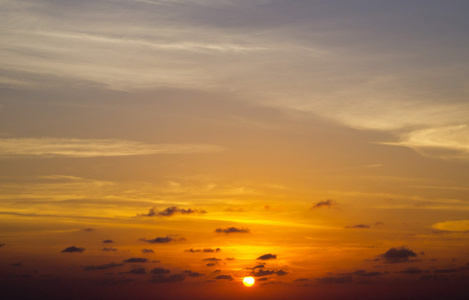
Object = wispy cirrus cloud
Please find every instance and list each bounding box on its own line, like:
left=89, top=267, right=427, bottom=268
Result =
left=0, top=138, right=222, bottom=158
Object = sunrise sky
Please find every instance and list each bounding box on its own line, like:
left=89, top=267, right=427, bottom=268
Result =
left=1, top=1, right=469, bottom=299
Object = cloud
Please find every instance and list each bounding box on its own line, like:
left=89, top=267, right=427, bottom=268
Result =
left=311, top=199, right=337, bottom=209
left=0, top=243, right=5, bottom=247
left=345, top=224, right=370, bottom=229
left=83, top=262, right=124, bottom=271
left=185, top=248, right=221, bottom=253
left=245, top=264, right=265, bottom=270
left=83, top=228, right=95, bottom=232
left=351, top=270, right=382, bottom=277
left=386, top=125, right=469, bottom=161
left=139, top=236, right=185, bottom=243
left=150, top=274, right=186, bottom=283
left=257, top=253, right=277, bottom=260
left=397, top=267, right=424, bottom=275
left=316, top=276, right=353, bottom=284
left=434, top=268, right=458, bottom=273
left=141, top=249, right=154, bottom=253
left=0, top=138, right=223, bottom=158
left=102, top=240, right=114, bottom=243
left=123, top=258, right=148, bottom=263
left=379, top=247, right=417, bottom=263
left=203, top=257, right=221, bottom=261
left=61, top=246, right=85, bottom=253
left=151, top=267, right=170, bottom=274
left=214, top=275, right=233, bottom=281
left=432, top=220, right=469, bottom=232
left=102, top=247, right=117, bottom=251
left=183, top=270, right=205, bottom=277
left=206, top=263, right=218, bottom=267
left=130, top=267, right=147, bottom=275
left=251, top=269, right=287, bottom=277
left=139, top=206, right=207, bottom=217
left=215, top=227, right=249, bottom=234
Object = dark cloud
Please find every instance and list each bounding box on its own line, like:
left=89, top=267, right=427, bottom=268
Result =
left=185, top=248, right=221, bottom=253
left=257, top=277, right=268, bottom=281
left=139, top=236, right=185, bottom=243
left=352, top=270, right=382, bottom=277
left=206, top=263, right=218, bottom=267
left=379, top=247, right=418, bottom=263
left=61, top=246, right=85, bottom=253
left=150, top=267, right=171, bottom=275
left=102, top=239, right=114, bottom=243
left=83, top=228, right=94, bottom=232
left=257, top=253, right=277, bottom=260
left=150, top=274, right=186, bottom=283
left=311, top=199, right=337, bottom=209
left=129, top=267, right=146, bottom=275
left=102, top=247, right=117, bottom=251
left=139, top=206, right=206, bottom=217
left=203, top=257, right=222, bottom=261
left=83, top=262, right=124, bottom=271
left=141, top=248, right=154, bottom=253
left=215, top=227, right=250, bottom=234
left=246, top=264, right=265, bottom=270
left=251, top=269, right=287, bottom=277
left=123, top=258, right=148, bottom=263
left=11, top=262, right=22, bottom=267
left=294, top=278, right=309, bottom=282
left=434, top=268, right=458, bottom=273
left=398, top=267, right=424, bottom=275
left=225, top=257, right=235, bottom=261
left=214, top=274, right=233, bottom=280
left=345, top=224, right=370, bottom=229
left=375, top=221, right=385, bottom=226
left=0, top=243, right=5, bottom=247
left=316, top=275, right=353, bottom=284
left=183, top=270, right=205, bottom=277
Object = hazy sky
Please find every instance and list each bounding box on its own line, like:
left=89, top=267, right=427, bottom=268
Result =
left=1, top=1, right=469, bottom=299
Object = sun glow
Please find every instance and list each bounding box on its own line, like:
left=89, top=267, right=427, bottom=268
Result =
left=243, top=276, right=255, bottom=287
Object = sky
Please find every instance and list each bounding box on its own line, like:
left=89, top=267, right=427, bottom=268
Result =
left=1, top=0, right=469, bottom=299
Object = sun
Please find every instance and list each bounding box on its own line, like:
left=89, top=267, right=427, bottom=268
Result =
left=243, top=276, right=255, bottom=287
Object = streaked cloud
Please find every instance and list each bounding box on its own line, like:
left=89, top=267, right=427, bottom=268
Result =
left=139, top=206, right=207, bottom=217
left=0, top=138, right=222, bottom=158
left=214, top=227, right=249, bottom=234
left=432, top=220, right=469, bottom=232
left=61, top=246, right=85, bottom=253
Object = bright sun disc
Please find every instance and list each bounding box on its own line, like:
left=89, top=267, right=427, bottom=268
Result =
left=243, top=276, right=255, bottom=287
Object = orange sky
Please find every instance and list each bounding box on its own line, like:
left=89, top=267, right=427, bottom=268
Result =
left=1, top=1, right=469, bottom=299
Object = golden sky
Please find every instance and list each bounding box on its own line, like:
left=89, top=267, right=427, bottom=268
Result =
left=1, top=1, right=469, bottom=299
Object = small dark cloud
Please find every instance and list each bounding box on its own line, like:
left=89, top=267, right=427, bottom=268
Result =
left=140, top=236, right=185, bottom=244
left=257, top=253, right=276, bottom=260
left=379, top=246, right=418, bottom=263
left=434, top=268, right=458, bottom=273
left=246, top=264, right=265, bottom=270
left=206, top=263, right=218, bottom=267
left=123, top=258, right=148, bottom=263
left=225, top=207, right=245, bottom=212
left=185, top=248, right=221, bottom=253
left=214, top=274, right=233, bottom=281
left=294, top=278, right=309, bottom=282
left=102, top=240, right=114, bottom=243
left=150, top=274, right=186, bottom=283
left=257, top=277, right=268, bottom=281
left=251, top=269, right=287, bottom=277
left=83, top=262, right=124, bottom=271
left=139, top=206, right=206, bottom=217
left=345, top=224, right=370, bottom=229
left=11, top=262, right=22, bottom=267
left=102, top=247, right=117, bottom=251
left=61, top=246, right=85, bottom=253
left=129, top=268, right=146, bottom=275
left=375, top=221, right=385, bottom=226
left=203, top=257, right=222, bottom=262
left=215, top=227, right=249, bottom=234
left=183, top=270, right=205, bottom=277
left=151, top=268, right=170, bottom=275
left=352, top=270, right=382, bottom=277
left=397, top=267, right=424, bottom=275
left=141, top=248, right=154, bottom=253
left=225, top=257, right=235, bottom=261
left=316, top=276, right=353, bottom=284
left=0, top=243, right=5, bottom=247
left=311, top=199, right=336, bottom=209
left=83, top=228, right=94, bottom=232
